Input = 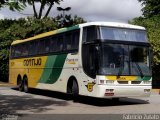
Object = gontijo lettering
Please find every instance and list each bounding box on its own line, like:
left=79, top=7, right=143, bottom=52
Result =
left=23, top=58, right=42, bottom=66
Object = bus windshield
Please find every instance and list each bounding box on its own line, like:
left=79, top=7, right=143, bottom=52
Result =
left=100, top=27, right=148, bottom=42
left=99, top=44, right=152, bottom=76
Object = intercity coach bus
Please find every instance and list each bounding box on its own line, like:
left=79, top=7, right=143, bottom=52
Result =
left=9, top=22, right=152, bottom=99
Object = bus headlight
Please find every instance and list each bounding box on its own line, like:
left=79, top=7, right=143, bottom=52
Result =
left=106, top=80, right=114, bottom=85
left=144, top=89, right=150, bottom=93
left=99, top=80, right=105, bottom=84
left=143, top=81, right=151, bottom=84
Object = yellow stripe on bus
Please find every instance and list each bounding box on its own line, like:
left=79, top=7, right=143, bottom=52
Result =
left=106, top=76, right=138, bottom=81
left=10, top=56, right=48, bottom=87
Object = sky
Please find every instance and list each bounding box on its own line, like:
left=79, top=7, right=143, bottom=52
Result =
left=0, top=0, right=143, bottom=23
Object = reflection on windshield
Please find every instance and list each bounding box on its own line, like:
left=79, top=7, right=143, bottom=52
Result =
left=130, top=46, right=151, bottom=76
left=99, top=44, right=151, bottom=76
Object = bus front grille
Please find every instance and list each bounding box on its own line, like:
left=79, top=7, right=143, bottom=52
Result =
left=131, top=81, right=142, bottom=84
left=117, top=81, right=128, bottom=84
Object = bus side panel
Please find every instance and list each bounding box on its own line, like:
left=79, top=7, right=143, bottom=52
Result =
left=36, top=53, right=81, bottom=93
left=9, top=56, right=48, bottom=87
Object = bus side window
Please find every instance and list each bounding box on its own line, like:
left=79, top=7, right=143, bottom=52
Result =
left=50, top=36, right=57, bottom=53
left=29, top=41, right=36, bottom=56
left=72, top=31, right=80, bottom=50
left=45, top=38, right=50, bottom=53
left=15, top=45, right=21, bottom=57
left=83, top=26, right=97, bottom=43
left=65, top=33, right=72, bottom=51
left=57, top=35, right=64, bottom=52
left=36, top=39, right=45, bottom=54
left=21, top=43, right=29, bottom=57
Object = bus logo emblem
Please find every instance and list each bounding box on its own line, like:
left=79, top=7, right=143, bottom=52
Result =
left=85, top=82, right=95, bottom=92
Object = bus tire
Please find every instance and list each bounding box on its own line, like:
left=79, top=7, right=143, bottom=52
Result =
left=23, top=76, right=29, bottom=93
left=17, top=76, right=23, bottom=92
left=72, top=80, right=79, bottom=102
left=112, top=98, right=120, bottom=102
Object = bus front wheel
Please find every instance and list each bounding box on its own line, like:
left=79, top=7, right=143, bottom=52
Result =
left=72, top=80, right=79, bottom=102
left=17, top=76, right=23, bottom=92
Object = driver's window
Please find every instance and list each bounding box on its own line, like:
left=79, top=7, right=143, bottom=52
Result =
left=82, top=44, right=98, bottom=79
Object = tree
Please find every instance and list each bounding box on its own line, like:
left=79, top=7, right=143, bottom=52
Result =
left=19, top=0, right=63, bottom=19
left=131, top=16, right=160, bottom=65
left=53, top=14, right=86, bottom=28
left=0, top=0, right=24, bottom=11
left=132, top=18, right=160, bottom=88
left=130, top=0, right=160, bottom=87
left=0, top=15, right=86, bottom=82
left=138, top=0, right=160, bottom=18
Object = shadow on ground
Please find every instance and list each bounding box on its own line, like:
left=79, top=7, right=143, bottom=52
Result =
left=0, top=88, right=69, bottom=114
left=12, top=88, right=149, bottom=107
left=75, top=96, right=149, bottom=106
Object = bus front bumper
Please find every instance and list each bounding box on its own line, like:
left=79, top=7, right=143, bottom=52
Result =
left=96, top=85, right=151, bottom=98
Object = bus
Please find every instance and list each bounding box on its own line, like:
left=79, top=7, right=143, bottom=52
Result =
left=9, top=22, right=152, bottom=99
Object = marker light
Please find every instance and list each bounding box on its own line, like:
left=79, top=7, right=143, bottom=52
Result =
left=106, top=80, right=114, bottom=85
left=143, top=81, right=151, bottom=84
left=100, top=80, right=105, bottom=84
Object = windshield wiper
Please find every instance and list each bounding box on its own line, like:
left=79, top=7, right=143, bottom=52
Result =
left=135, top=62, right=144, bottom=78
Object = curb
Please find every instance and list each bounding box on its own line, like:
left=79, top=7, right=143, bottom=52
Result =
left=0, top=83, right=13, bottom=87
left=151, top=89, right=160, bottom=93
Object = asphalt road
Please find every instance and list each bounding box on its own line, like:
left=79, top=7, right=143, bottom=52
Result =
left=0, top=86, right=160, bottom=119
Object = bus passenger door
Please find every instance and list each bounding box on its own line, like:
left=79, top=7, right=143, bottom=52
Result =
left=82, top=44, right=99, bottom=95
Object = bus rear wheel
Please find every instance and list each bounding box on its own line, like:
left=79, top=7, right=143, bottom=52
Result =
left=23, top=77, right=29, bottom=93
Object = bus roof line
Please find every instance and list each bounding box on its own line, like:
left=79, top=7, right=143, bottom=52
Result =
left=79, top=22, right=145, bottom=30
left=11, top=25, right=80, bottom=45
left=11, top=22, right=145, bottom=45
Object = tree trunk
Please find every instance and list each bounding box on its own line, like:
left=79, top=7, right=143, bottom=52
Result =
left=38, top=1, right=45, bottom=19
left=32, top=0, right=38, bottom=18
left=44, top=2, right=54, bottom=18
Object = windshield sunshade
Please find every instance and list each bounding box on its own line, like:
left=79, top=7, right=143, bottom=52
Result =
left=100, top=27, right=148, bottom=42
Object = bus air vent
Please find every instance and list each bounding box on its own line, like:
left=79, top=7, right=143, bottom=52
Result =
left=131, top=81, right=142, bottom=84
left=117, top=81, right=128, bottom=84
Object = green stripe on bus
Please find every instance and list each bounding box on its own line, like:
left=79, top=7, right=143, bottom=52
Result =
left=58, top=25, right=79, bottom=33
left=136, top=76, right=151, bottom=81
left=39, top=54, right=67, bottom=84
left=142, top=76, right=151, bottom=81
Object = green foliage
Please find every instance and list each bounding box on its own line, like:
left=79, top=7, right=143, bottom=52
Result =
left=131, top=0, right=160, bottom=87
left=0, top=17, right=57, bottom=81
left=130, top=15, right=160, bottom=87
left=131, top=16, right=160, bottom=65
left=18, top=0, right=63, bottom=19
left=0, top=16, right=85, bottom=82
left=0, top=0, right=25, bottom=11
left=0, top=49, right=9, bottom=81
left=138, top=0, right=160, bottom=18
left=53, top=14, right=86, bottom=28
